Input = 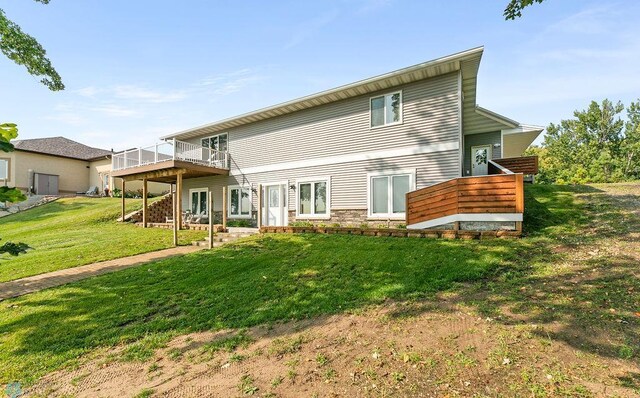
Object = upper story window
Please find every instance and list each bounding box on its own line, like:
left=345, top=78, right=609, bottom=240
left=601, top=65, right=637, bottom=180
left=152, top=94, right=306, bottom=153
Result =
left=201, top=133, right=228, bottom=152
left=0, top=159, right=8, bottom=180
left=370, top=91, right=402, bottom=128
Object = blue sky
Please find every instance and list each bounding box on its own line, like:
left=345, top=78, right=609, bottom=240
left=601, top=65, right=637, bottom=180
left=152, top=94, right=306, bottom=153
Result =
left=1, top=0, right=639, bottom=150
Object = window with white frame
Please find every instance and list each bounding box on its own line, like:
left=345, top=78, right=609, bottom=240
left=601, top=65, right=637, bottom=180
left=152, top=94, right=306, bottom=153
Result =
left=201, top=133, right=228, bottom=152
left=370, top=91, right=402, bottom=127
left=189, top=188, right=208, bottom=215
left=297, top=178, right=329, bottom=218
left=228, top=186, right=251, bottom=218
left=368, top=171, right=414, bottom=218
left=0, top=159, right=8, bottom=180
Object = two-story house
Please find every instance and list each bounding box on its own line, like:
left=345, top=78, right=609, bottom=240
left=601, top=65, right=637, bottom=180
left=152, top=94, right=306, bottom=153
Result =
left=112, top=47, right=542, bottom=231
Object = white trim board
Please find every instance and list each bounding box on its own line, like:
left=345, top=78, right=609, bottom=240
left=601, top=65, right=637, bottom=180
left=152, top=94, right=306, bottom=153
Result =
left=230, top=141, right=459, bottom=176
left=407, top=213, right=522, bottom=230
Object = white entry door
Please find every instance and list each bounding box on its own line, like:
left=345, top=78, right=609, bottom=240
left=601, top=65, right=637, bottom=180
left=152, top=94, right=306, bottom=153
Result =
left=265, top=184, right=286, bottom=226
left=471, top=145, right=492, bottom=176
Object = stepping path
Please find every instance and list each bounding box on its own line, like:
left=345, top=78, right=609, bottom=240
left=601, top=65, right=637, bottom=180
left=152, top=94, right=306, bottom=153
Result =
left=0, top=245, right=204, bottom=301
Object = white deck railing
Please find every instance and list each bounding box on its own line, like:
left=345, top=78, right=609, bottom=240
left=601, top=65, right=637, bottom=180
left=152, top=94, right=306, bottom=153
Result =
left=112, top=139, right=230, bottom=171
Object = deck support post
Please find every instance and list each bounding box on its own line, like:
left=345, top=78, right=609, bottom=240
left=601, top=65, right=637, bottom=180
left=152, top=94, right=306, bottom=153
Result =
left=208, top=191, right=214, bottom=249
left=222, top=186, right=227, bottom=231
left=172, top=190, right=178, bottom=246
left=257, top=184, right=262, bottom=229
left=142, top=178, right=148, bottom=228
left=121, top=179, right=126, bottom=223
left=176, top=173, right=183, bottom=230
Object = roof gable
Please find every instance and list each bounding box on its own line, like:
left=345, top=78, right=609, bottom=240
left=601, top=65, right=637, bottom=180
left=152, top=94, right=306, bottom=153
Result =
left=163, top=46, right=485, bottom=140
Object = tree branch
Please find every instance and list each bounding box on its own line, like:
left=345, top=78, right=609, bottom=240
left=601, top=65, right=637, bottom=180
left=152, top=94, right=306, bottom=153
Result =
left=0, top=4, right=64, bottom=91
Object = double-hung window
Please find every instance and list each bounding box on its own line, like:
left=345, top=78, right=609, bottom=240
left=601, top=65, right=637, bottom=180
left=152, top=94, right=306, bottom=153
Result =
left=297, top=178, right=330, bottom=219
left=368, top=171, right=414, bottom=218
left=0, top=159, right=8, bottom=181
left=201, top=133, right=228, bottom=152
left=228, top=185, right=251, bottom=218
left=370, top=91, right=402, bottom=128
left=189, top=188, right=208, bottom=215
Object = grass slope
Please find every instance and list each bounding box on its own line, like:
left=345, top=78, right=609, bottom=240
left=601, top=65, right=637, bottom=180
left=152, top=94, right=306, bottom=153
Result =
left=0, top=184, right=638, bottom=392
left=0, top=197, right=206, bottom=282
left=0, top=233, right=513, bottom=384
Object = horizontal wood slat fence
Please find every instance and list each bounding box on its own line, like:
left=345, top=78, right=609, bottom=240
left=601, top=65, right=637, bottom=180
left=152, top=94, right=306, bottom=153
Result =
left=493, top=156, right=539, bottom=175
left=406, top=173, right=524, bottom=228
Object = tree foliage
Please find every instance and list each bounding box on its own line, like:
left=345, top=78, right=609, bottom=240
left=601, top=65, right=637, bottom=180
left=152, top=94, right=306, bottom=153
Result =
left=0, top=122, right=18, bottom=152
left=527, top=99, right=640, bottom=184
left=504, top=0, right=546, bottom=20
left=0, top=123, right=29, bottom=255
left=0, top=0, right=64, bottom=91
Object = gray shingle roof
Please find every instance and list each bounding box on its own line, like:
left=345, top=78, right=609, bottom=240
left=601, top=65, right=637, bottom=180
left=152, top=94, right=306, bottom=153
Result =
left=12, top=137, right=112, bottom=161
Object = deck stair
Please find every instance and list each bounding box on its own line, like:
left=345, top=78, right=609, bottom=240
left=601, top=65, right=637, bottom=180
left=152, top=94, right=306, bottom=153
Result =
left=117, top=193, right=172, bottom=223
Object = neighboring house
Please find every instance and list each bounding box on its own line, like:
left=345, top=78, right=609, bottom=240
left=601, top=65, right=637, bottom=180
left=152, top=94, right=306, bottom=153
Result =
left=112, top=47, right=542, bottom=230
left=1, top=137, right=167, bottom=196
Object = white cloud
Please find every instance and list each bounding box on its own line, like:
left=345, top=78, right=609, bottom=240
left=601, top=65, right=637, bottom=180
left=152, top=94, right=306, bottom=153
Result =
left=355, top=0, right=393, bottom=14
left=196, top=68, right=265, bottom=96
left=75, top=86, right=101, bottom=98
left=112, top=85, right=187, bottom=103
left=284, top=9, right=340, bottom=49
left=89, top=104, right=140, bottom=117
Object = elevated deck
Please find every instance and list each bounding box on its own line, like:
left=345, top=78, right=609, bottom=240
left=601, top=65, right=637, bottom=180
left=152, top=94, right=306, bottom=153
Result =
left=111, top=139, right=229, bottom=182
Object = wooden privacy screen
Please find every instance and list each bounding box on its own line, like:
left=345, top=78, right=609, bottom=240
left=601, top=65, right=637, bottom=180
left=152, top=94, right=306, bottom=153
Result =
left=493, top=156, right=538, bottom=175
left=406, top=174, right=524, bottom=226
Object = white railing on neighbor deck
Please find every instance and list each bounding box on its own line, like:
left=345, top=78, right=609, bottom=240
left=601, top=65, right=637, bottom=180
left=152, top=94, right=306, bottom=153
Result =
left=111, top=139, right=230, bottom=171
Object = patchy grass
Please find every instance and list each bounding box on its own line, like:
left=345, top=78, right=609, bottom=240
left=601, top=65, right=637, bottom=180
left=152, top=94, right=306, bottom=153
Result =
left=0, top=197, right=206, bottom=281
left=0, top=229, right=506, bottom=384
left=1, top=183, right=639, bottom=396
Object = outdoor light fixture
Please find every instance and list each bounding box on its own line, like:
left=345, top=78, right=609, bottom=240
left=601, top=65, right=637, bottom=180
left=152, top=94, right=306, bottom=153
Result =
left=289, top=184, right=296, bottom=190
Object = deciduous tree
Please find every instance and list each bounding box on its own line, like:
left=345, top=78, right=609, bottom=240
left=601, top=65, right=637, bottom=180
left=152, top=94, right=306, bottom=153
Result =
left=0, top=0, right=64, bottom=91
left=504, top=0, right=546, bottom=20
left=531, top=99, right=640, bottom=184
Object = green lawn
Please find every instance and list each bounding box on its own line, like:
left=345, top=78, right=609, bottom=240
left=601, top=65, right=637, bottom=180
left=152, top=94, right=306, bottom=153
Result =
left=0, top=197, right=206, bottom=282
left=0, top=184, right=638, bottom=388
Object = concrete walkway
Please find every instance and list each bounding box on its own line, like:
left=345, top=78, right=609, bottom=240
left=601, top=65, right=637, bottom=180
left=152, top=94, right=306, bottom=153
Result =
left=0, top=245, right=204, bottom=301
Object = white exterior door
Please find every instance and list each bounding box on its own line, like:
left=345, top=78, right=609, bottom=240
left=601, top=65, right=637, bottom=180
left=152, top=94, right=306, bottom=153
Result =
left=265, top=184, right=286, bottom=226
left=471, top=145, right=492, bottom=176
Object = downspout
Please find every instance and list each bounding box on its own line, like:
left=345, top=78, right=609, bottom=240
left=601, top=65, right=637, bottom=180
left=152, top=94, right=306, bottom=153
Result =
left=458, top=69, right=464, bottom=177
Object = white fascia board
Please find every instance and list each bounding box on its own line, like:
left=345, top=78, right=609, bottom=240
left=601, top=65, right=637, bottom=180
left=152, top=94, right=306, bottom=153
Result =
left=474, top=107, right=519, bottom=128
left=407, top=213, right=522, bottom=230
left=502, top=125, right=544, bottom=135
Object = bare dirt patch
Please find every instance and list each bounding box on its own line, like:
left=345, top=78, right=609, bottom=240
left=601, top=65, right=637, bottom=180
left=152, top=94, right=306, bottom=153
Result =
left=28, top=303, right=637, bottom=397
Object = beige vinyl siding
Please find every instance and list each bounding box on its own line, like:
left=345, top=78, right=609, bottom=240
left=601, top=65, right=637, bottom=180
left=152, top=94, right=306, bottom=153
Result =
left=460, top=57, right=507, bottom=134
left=181, top=71, right=463, bottom=218
left=182, top=149, right=460, bottom=214
left=187, top=73, right=461, bottom=172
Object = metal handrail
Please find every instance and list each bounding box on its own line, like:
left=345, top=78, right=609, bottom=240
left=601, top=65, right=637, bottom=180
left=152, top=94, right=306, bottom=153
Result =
left=111, top=140, right=230, bottom=171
